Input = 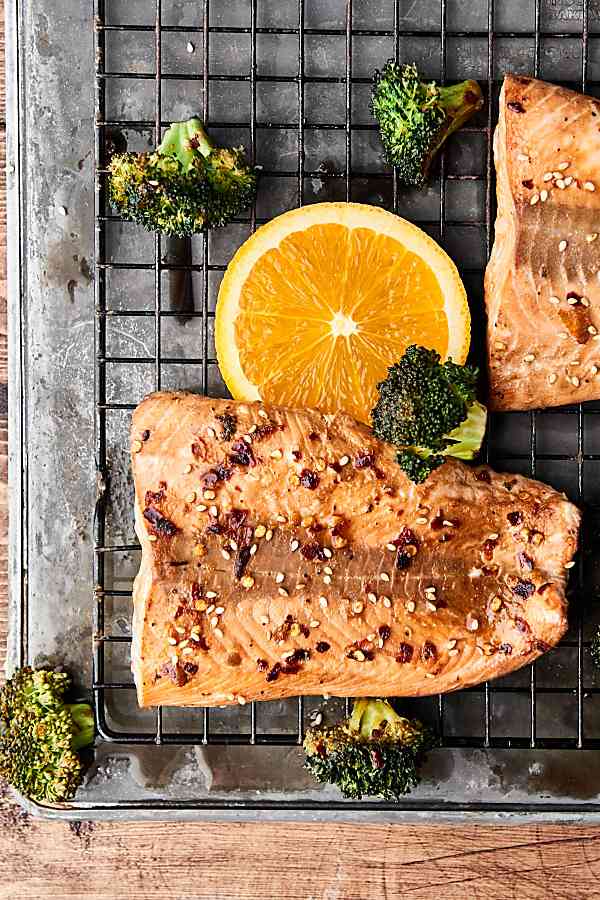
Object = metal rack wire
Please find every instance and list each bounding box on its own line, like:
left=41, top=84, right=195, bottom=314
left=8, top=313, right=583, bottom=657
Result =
left=92, top=0, right=598, bottom=769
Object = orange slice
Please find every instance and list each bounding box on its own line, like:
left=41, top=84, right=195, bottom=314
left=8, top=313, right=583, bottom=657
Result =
left=216, top=202, right=470, bottom=422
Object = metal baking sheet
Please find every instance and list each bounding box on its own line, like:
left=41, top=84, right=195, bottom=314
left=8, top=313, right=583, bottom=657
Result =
left=9, top=0, right=600, bottom=821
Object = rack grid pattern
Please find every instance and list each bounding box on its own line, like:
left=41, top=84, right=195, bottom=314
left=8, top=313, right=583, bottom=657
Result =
left=93, top=0, right=600, bottom=768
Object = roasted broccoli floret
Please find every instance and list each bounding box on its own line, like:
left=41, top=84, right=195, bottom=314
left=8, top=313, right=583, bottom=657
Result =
left=108, top=117, right=257, bottom=236
left=0, top=667, right=94, bottom=804
left=371, top=344, right=487, bottom=484
left=372, top=61, right=483, bottom=186
left=304, top=699, right=434, bottom=800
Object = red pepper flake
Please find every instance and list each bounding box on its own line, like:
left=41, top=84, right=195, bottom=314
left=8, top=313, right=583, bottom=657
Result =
left=299, top=469, right=320, bottom=490
left=308, top=432, right=320, bottom=441
left=507, top=511, right=523, bottom=526
left=430, top=515, right=444, bottom=531
left=203, top=464, right=233, bottom=487
left=145, top=488, right=165, bottom=506
left=257, top=658, right=268, bottom=672
left=143, top=506, right=179, bottom=537
left=315, top=641, right=330, bottom=653
left=475, top=468, right=492, bottom=483
left=252, top=422, right=282, bottom=442
left=157, top=662, right=186, bottom=686
left=191, top=441, right=206, bottom=459
left=266, top=663, right=281, bottom=682
left=182, top=662, right=198, bottom=677
left=393, top=526, right=419, bottom=570
left=291, top=449, right=302, bottom=461
left=421, top=641, right=437, bottom=663
left=499, top=642, right=513, bottom=655
left=215, top=412, right=237, bottom=441
left=141, top=429, right=151, bottom=441
left=514, top=616, right=531, bottom=634
left=229, top=439, right=256, bottom=468
left=300, top=541, right=327, bottom=561
left=353, top=451, right=374, bottom=469
left=508, top=100, right=525, bottom=113
left=537, top=582, right=553, bottom=594
left=482, top=538, right=497, bottom=561
left=522, top=178, right=534, bottom=189
left=396, top=642, right=414, bottom=664
left=234, top=545, right=252, bottom=580
left=378, top=625, right=391, bottom=642
left=512, top=579, right=535, bottom=599
left=518, top=551, right=534, bottom=571
left=370, top=749, right=384, bottom=769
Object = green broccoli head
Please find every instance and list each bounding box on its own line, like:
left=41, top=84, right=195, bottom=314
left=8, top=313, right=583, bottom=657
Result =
left=108, top=117, right=257, bottom=236
left=304, top=699, right=435, bottom=801
left=372, top=61, right=483, bottom=186
left=371, top=345, right=487, bottom=484
left=0, top=667, right=94, bottom=804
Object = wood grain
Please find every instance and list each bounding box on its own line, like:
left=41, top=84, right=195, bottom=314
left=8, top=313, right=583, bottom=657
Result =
left=1, top=5, right=600, bottom=898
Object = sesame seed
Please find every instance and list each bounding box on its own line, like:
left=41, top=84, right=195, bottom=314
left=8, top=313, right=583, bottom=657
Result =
left=352, top=650, right=366, bottom=662
left=196, top=504, right=207, bottom=512
left=425, top=673, right=435, bottom=679
left=237, top=695, right=247, bottom=706
left=323, top=547, right=333, bottom=559
left=315, top=458, right=326, bottom=472
left=185, top=491, right=196, bottom=504
left=586, top=233, right=598, bottom=243
left=310, top=619, right=320, bottom=628
left=276, top=514, right=287, bottom=524
left=448, top=649, right=459, bottom=657
left=382, top=596, right=392, bottom=608
left=170, top=654, right=178, bottom=665
left=254, top=525, right=266, bottom=538
left=352, top=600, right=364, bottom=614
left=323, top=574, right=332, bottom=585
left=467, top=616, right=479, bottom=632
left=591, top=365, right=599, bottom=376
left=563, top=176, right=573, bottom=187
left=203, top=489, right=216, bottom=500
left=571, top=375, right=581, bottom=387
left=323, top=565, right=333, bottom=575
left=210, top=616, right=218, bottom=628
left=249, top=543, right=258, bottom=556
left=289, top=623, right=301, bottom=638
left=339, top=455, right=350, bottom=466
left=206, top=590, right=217, bottom=599
left=132, top=440, right=143, bottom=453
left=215, top=606, right=225, bottom=615
left=275, top=572, right=285, bottom=584
left=270, top=449, right=282, bottom=460
left=386, top=543, right=397, bottom=552
left=206, top=426, right=215, bottom=438
left=291, top=539, right=300, bottom=551
left=552, top=171, right=561, bottom=179
left=406, top=600, right=416, bottom=613
left=540, top=190, right=548, bottom=202
left=147, top=534, right=158, bottom=542
left=175, top=626, right=186, bottom=635
left=168, top=637, right=177, bottom=646
left=182, top=647, right=193, bottom=656
left=558, top=332, right=568, bottom=339
left=380, top=572, right=390, bottom=582
left=241, top=575, right=255, bottom=589
left=243, top=434, right=252, bottom=443
left=415, top=516, right=428, bottom=525
left=209, top=505, right=218, bottom=517
left=424, top=585, right=436, bottom=594
left=425, top=601, right=437, bottom=612
left=301, top=516, right=315, bottom=528
left=549, top=296, right=560, bottom=305
left=367, top=592, right=377, bottom=604
left=319, top=596, right=328, bottom=608
left=559, top=240, right=568, bottom=252
left=564, top=560, right=576, bottom=569
left=558, top=161, right=570, bottom=171
left=491, top=597, right=502, bottom=612
left=258, top=409, right=269, bottom=419
left=567, top=297, right=579, bottom=305
left=530, top=193, right=539, bottom=205
left=447, top=639, right=457, bottom=650
left=494, top=340, right=506, bottom=350
left=548, top=373, right=558, bottom=384
left=584, top=181, right=596, bottom=192
left=221, top=549, right=231, bottom=560
left=265, top=529, right=273, bottom=541
left=517, top=153, right=529, bottom=162
left=214, top=628, right=224, bottom=639
left=206, top=605, right=215, bottom=615
left=556, top=179, right=566, bottom=190
left=278, top=587, right=289, bottom=597
left=260, top=615, right=270, bottom=626
left=543, top=172, right=553, bottom=182
left=524, top=353, right=535, bottom=362
left=183, top=464, right=193, bottom=475
left=248, top=424, right=258, bottom=434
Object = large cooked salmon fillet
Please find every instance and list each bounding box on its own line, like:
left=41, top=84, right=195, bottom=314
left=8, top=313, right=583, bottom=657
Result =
left=130, top=392, right=580, bottom=707
left=486, top=75, right=600, bottom=411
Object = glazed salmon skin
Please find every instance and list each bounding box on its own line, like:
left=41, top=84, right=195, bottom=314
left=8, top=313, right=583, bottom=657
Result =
left=130, top=392, right=580, bottom=708
left=486, top=75, right=600, bottom=411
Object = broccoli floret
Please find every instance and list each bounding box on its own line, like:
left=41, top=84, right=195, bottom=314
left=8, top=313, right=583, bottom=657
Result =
left=304, top=699, right=434, bottom=800
left=0, top=667, right=94, bottom=803
left=372, top=61, right=483, bottom=186
left=108, top=117, right=257, bottom=236
left=371, top=344, right=487, bottom=484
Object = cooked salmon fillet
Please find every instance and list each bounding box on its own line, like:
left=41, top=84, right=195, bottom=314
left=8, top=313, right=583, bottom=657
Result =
left=486, top=75, right=600, bottom=411
left=130, top=392, right=580, bottom=707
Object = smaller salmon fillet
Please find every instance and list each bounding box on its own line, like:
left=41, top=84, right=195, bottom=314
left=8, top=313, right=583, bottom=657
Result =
left=486, top=75, right=600, bottom=411
left=130, top=393, right=580, bottom=708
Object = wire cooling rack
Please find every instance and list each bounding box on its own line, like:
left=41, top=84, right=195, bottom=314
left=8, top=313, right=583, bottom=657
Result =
left=92, top=0, right=600, bottom=767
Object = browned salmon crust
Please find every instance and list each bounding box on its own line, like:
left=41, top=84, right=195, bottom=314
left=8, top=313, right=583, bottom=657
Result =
left=486, top=75, right=600, bottom=411
left=131, top=392, right=580, bottom=708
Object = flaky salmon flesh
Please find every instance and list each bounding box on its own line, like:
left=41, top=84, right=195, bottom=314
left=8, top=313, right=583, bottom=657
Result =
left=487, top=75, right=600, bottom=411
left=130, top=393, right=580, bottom=707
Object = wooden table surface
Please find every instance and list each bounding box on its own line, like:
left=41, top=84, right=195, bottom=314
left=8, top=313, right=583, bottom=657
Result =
left=3, top=9, right=600, bottom=900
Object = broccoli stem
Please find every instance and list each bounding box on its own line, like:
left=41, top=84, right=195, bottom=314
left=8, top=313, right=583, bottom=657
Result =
left=67, top=703, right=95, bottom=751
left=158, top=118, right=214, bottom=171
left=425, top=80, right=483, bottom=174
left=442, top=399, right=487, bottom=460
left=349, top=698, right=402, bottom=738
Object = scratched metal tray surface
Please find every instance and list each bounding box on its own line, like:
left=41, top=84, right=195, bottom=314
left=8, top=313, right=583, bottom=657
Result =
left=9, top=0, right=600, bottom=821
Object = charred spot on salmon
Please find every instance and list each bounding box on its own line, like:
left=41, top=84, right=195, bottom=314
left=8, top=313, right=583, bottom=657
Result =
left=392, top=526, right=419, bottom=569
left=141, top=429, right=150, bottom=441
left=315, top=641, right=330, bottom=653
left=538, top=582, right=553, bottom=594
left=191, top=441, right=207, bottom=459
left=499, top=643, right=513, bottom=655
left=522, top=179, right=534, bottom=189
left=421, top=641, right=437, bottom=663
left=234, top=545, right=252, bottom=580
left=353, top=451, right=374, bottom=469
left=145, top=488, right=165, bottom=506
left=265, top=663, right=281, bottom=682
left=430, top=514, right=444, bottom=531
left=507, top=100, right=525, bottom=113
left=300, top=541, right=327, bottom=562
left=534, top=640, right=552, bottom=653
left=474, top=469, right=492, bottom=483
left=272, top=615, right=294, bottom=643
left=299, top=469, right=320, bottom=490
left=168, top=560, right=189, bottom=568
left=513, top=579, right=535, bottom=599
left=291, top=449, right=302, bottom=461
left=229, top=439, right=256, bottom=467
left=514, top=617, right=530, bottom=635
left=256, top=658, right=268, bottom=672
left=143, top=506, right=179, bottom=537
left=378, top=625, right=391, bottom=642
left=215, top=412, right=237, bottom=441
left=251, top=422, right=281, bottom=442
left=518, top=552, right=534, bottom=571
left=396, top=642, right=414, bottom=664
left=308, top=432, right=320, bottom=441
left=507, top=510, right=523, bottom=526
